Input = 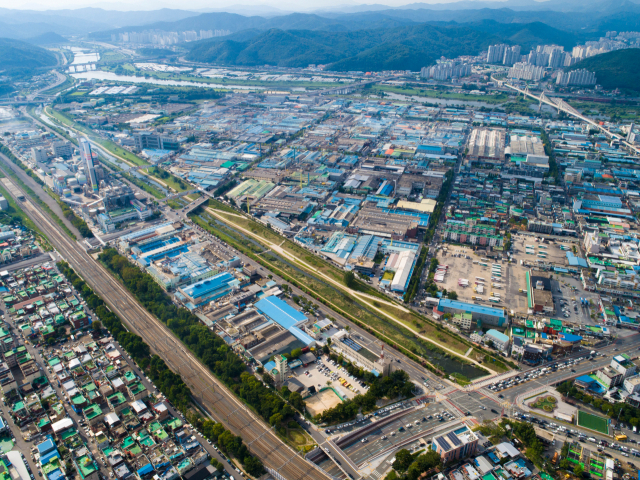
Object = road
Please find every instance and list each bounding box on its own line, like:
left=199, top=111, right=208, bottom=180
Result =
left=0, top=167, right=332, bottom=480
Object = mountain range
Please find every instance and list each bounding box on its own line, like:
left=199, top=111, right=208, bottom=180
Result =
left=184, top=21, right=580, bottom=71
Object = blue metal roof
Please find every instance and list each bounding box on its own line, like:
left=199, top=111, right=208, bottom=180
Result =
left=289, top=326, right=315, bottom=346
left=486, top=329, right=509, bottom=343
left=438, top=299, right=505, bottom=318
left=37, top=439, right=56, bottom=455
left=181, top=272, right=235, bottom=298
left=255, top=296, right=307, bottom=329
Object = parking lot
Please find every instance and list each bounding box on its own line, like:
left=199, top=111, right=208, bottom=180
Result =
left=291, top=358, right=366, bottom=402
left=447, top=390, right=501, bottom=421
left=435, top=248, right=528, bottom=311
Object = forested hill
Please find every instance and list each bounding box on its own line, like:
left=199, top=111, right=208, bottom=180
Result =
left=0, top=37, right=57, bottom=75
left=187, top=24, right=496, bottom=71
left=185, top=21, right=580, bottom=71
left=568, top=48, right=640, bottom=92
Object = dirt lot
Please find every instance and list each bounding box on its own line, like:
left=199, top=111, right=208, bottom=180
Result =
left=305, top=388, right=343, bottom=417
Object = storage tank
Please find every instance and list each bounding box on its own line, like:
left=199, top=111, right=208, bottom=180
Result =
left=89, top=208, right=98, bottom=217
left=62, top=189, right=71, bottom=197
left=76, top=174, right=87, bottom=185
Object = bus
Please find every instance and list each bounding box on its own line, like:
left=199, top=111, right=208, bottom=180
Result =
left=537, top=254, right=547, bottom=258
left=489, top=298, right=501, bottom=303
left=539, top=245, right=547, bottom=250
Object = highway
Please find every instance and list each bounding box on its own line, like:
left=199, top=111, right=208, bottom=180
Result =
left=0, top=166, right=332, bottom=480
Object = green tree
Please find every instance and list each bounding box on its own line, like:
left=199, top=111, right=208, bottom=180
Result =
left=447, top=291, right=458, bottom=300
left=393, top=449, right=413, bottom=472
left=344, top=271, right=357, bottom=289
left=91, top=320, right=102, bottom=332
left=574, top=465, right=584, bottom=478
left=269, top=413, right=283, bottom=426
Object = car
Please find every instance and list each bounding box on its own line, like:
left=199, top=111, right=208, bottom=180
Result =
left=491, top=409, right=498, bottom=414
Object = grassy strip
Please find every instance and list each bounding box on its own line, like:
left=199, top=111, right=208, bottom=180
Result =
left=105, top=64, right=344, bottom=89
left=190, top=211, right=489, bottom=378
left=147, top=166, right=190, bottom=192
left=0, top=152, right=77, bottom=240
left=121, top=172, right=166, bottom=199
left=379, top=85, right=512, bottom=104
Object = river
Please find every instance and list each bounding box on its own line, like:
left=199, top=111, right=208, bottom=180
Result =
left=70, top=71, right=265, bottom=91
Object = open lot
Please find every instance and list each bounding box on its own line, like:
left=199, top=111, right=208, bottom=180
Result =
left=290, top=361, right=361, bottom=402
left=435, top=248, right=528, bottom=312
left=306, top=388, right=344, bottom=417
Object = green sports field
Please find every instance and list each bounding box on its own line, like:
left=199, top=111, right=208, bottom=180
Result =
left=577, top=410, right=609, bottom=435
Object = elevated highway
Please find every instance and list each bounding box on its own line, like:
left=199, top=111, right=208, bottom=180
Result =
left=499, top=80, right=640, bottom=155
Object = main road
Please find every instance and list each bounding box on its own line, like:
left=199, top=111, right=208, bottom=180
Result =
left=0, top=164, right=332, bottom=480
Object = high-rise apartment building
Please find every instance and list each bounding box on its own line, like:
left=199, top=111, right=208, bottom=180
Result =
left=556, top=69, right=597, bottom=86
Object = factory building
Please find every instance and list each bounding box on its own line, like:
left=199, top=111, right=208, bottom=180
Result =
left=437, top=299, right=507, bottom=328
left=330, top=330, right=391, bottom=376
left=79, top=139, right=98, bottom=192
left=176, top=271, right=240, bottom=309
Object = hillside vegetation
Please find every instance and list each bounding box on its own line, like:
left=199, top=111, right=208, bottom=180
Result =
left=187, top=24, right=502, bottom=71
left=569, top=48, right=640, bottom=91
left=0, top=37, right=57, bottom=76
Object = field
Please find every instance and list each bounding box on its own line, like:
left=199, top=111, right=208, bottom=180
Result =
left=577, top=410, right=609, bottom=435
left=305, top=388, right=343, bottom=417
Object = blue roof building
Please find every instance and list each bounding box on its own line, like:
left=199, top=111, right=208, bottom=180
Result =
left=255, top=296, right=315, bottom=347
left=37, top=438, right=56, bottom=456
left=255, top=296, right=307, bottom=329
left=177, top=272, right=239, bottom=309
left=438, top=299, right=507, bottom=327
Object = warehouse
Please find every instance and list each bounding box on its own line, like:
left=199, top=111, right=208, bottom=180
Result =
left=176, top=272, right=239, bottom=309
left=254, top=295, right=316, bottom=348
left=437, top=299, right=507, bottom=328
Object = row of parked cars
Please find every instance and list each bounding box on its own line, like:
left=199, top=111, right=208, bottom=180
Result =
left=488, top=357, right=590, bottom=392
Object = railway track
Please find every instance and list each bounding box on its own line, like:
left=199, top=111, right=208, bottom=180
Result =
left=0, top=161, right=331, bottom=480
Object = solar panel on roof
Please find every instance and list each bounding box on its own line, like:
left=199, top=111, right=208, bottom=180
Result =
left=447, top=432, right=462, bottom=446
left=435, top=436, right=451, bottom=452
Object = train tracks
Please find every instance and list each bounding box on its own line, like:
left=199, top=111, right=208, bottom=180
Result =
left=0, top=161, right=330, bottom=480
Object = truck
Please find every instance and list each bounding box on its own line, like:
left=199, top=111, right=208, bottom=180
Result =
left=590, top=350, right=596, bottom=358
left=615, top=434, right=627, bottom=441
left=551, top=452, right=559, bottom=465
